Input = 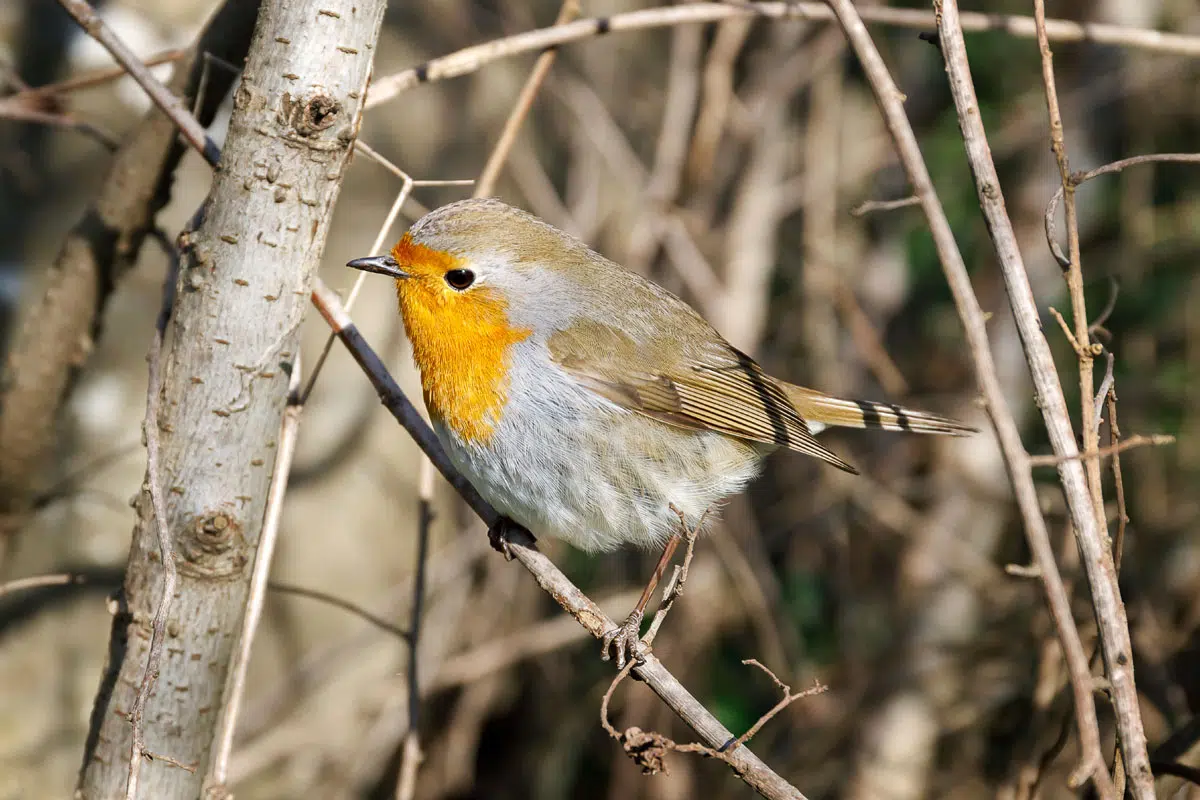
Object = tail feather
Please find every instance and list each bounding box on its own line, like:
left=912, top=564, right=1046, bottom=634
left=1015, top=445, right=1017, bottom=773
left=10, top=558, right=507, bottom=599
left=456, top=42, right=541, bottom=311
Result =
left=783, top=384, right=977, bottom=437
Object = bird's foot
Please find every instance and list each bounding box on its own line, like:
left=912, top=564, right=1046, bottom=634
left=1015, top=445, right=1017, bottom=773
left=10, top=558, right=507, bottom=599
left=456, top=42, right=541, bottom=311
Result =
left=487, top=516, right=533, bottom=561
left=601, top=609, right=647, bottom=669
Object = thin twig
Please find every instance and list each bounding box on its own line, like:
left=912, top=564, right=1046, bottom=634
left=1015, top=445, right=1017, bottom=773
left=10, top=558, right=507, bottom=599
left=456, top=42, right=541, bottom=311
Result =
left=309, top=280, right=807, bottom=799
left=1047, top=306, right=1091, bottom=357
left=365, top=2, right=1200, bottom=108
left=395, top=458, right=435, bottom=800
left=850, top=195, right=920, bottom=216
left=1005, top=563, right=1043, bottom=579
left=730, top=660, right=826, bottom=750
left=141, top=752, right=196, bottom=773
left=0, top=572, right=85, bottom=598
left=1034, top=0, right=1108, bottom=535
left=1076, top=151, right=1200, bottom=185
left=301, top=142, right=474, bottom=404
left=267, top=582, right=411, bottom=640
left=474, top=0, right=580, bottom=197
left=55, top=0, right=220, bottom=167
left=208, top=359, right=305, bottom=789
left=1106, top=389, right=1128, bottom=572
left=125, top=223, right=183, bottom=799
left=1028, top=434, right=1175, bottom=467
left=1093, top=351, right=1115, bottom=428
left=300, top=139, right=473, bottom=404
left=12, top=48, right=184, bottom=102
left=641, top=506, right=704, bottom=647
left=1088, top=277, right=1120, bottom=336
left=300, top=163, right=413, bottom=404
left=600, top=655, right=824, bottom=774
left=0, top=102, right=118, bottom=149
left=1045, top=153, right=1200, bottom=267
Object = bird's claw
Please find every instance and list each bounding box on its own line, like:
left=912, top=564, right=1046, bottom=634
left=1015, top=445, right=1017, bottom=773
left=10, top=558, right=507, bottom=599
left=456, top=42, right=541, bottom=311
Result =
left=487, top=517, right=524, bottom=561
left=601, top=609, right=646, bottom=669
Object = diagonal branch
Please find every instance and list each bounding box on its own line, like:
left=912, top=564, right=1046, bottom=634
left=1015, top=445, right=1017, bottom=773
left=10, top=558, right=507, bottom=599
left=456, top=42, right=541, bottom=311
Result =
left=55, top=0, right=220, bottom=165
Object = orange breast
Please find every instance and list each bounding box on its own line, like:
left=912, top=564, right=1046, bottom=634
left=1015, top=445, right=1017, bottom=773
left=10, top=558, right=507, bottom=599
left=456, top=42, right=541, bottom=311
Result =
left=391, top=236, right=531, bottom=445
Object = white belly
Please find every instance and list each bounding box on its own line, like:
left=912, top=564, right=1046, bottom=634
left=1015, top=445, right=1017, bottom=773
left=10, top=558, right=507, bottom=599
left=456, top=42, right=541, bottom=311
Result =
left=431, top=344, right=763, bottom=553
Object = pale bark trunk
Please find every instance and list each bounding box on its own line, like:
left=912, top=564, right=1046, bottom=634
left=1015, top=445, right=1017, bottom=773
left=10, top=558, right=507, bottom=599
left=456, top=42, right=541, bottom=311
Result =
left=78, top=2, right=387, bottom=797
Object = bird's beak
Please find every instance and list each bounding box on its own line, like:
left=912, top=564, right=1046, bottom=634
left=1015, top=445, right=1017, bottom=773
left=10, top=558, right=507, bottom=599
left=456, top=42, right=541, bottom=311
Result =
left=346, top=255, right=409, bottom=279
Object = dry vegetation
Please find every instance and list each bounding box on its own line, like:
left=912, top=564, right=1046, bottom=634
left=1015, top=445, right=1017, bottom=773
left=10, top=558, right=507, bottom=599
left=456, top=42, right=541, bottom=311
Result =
left=1, top=0, right=1199, bottom=798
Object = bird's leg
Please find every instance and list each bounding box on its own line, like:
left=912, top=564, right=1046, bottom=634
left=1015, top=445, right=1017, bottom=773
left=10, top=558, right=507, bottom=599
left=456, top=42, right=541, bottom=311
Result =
left=487, top=515, right=535, bottom=561
left=601, top=531, right=682, bottom=669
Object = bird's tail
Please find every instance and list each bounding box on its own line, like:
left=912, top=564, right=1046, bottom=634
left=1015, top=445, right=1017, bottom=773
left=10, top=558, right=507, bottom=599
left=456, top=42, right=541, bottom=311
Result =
left=782, top=384, right=977, bottom=437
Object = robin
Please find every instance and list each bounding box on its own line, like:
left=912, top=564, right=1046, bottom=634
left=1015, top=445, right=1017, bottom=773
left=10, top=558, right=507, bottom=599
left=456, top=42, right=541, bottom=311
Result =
left=348, top=198, right=974, bottom=667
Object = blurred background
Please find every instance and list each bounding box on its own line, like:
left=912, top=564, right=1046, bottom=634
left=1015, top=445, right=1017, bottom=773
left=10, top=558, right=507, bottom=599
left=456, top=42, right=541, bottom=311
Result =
left=1, top=0, right=1198, bottom=797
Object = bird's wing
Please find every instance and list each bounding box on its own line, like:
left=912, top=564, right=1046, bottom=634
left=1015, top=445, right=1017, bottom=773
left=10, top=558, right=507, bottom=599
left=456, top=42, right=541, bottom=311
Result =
left=548, top=318, right=857, bottom=474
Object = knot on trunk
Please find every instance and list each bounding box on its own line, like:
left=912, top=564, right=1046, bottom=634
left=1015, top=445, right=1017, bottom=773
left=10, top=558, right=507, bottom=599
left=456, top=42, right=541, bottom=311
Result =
left=177, top=510, right=248, bottom=579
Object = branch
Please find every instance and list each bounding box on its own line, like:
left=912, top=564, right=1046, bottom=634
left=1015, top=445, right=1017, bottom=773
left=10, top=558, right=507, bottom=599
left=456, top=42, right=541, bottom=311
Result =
left=0, top=572, right=86, bottom=599
left=1030, top=1, right=1152, bottom=794
left=395, top=455, right=435, bottom=800
left=1028, top=434, right=1175, bottom=467
left=309, top=280, right=809, bottom=800
left=365, top=2, right=1200, bottom=109
left=0, top=101, right=118, bottom=149
left=1045, top=153, right=1200, bottom=265
left=264, top=582, right=409, bottom=640
left=1105, top=390, right=1129, bottom=572
left=600, top=657, right=825, bottom=775
left=935, top=1, right=1149, bottom=795
left=55, top=0, right=220, bottom=165
left=473, top=0, right=581, bottom=197
left=820, top=0, right=1124, bottom=795
left=6, top=48, right=184, bottom=102
left=1033, top=0, right=1109, bottom=585
left=850, top=195, right=920, bottom=216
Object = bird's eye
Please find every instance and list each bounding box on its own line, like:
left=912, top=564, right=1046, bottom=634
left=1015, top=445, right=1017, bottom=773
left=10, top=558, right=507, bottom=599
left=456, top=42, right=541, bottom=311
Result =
left=444, top=268, right=475, bottom=290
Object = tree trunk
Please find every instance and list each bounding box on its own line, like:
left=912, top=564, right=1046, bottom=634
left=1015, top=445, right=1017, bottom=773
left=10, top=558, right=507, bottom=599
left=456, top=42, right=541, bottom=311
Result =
left=77, top=1, right=386, bottom=796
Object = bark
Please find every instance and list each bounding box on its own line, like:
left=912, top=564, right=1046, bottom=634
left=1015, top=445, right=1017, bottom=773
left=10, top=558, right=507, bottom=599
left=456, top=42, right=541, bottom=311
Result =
left=77, top=1, right=386, bottom=797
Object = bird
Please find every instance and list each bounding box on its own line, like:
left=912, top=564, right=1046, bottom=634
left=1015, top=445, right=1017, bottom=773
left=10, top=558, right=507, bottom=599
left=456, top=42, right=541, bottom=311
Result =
left=347, top=197, right=975, bottom=667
